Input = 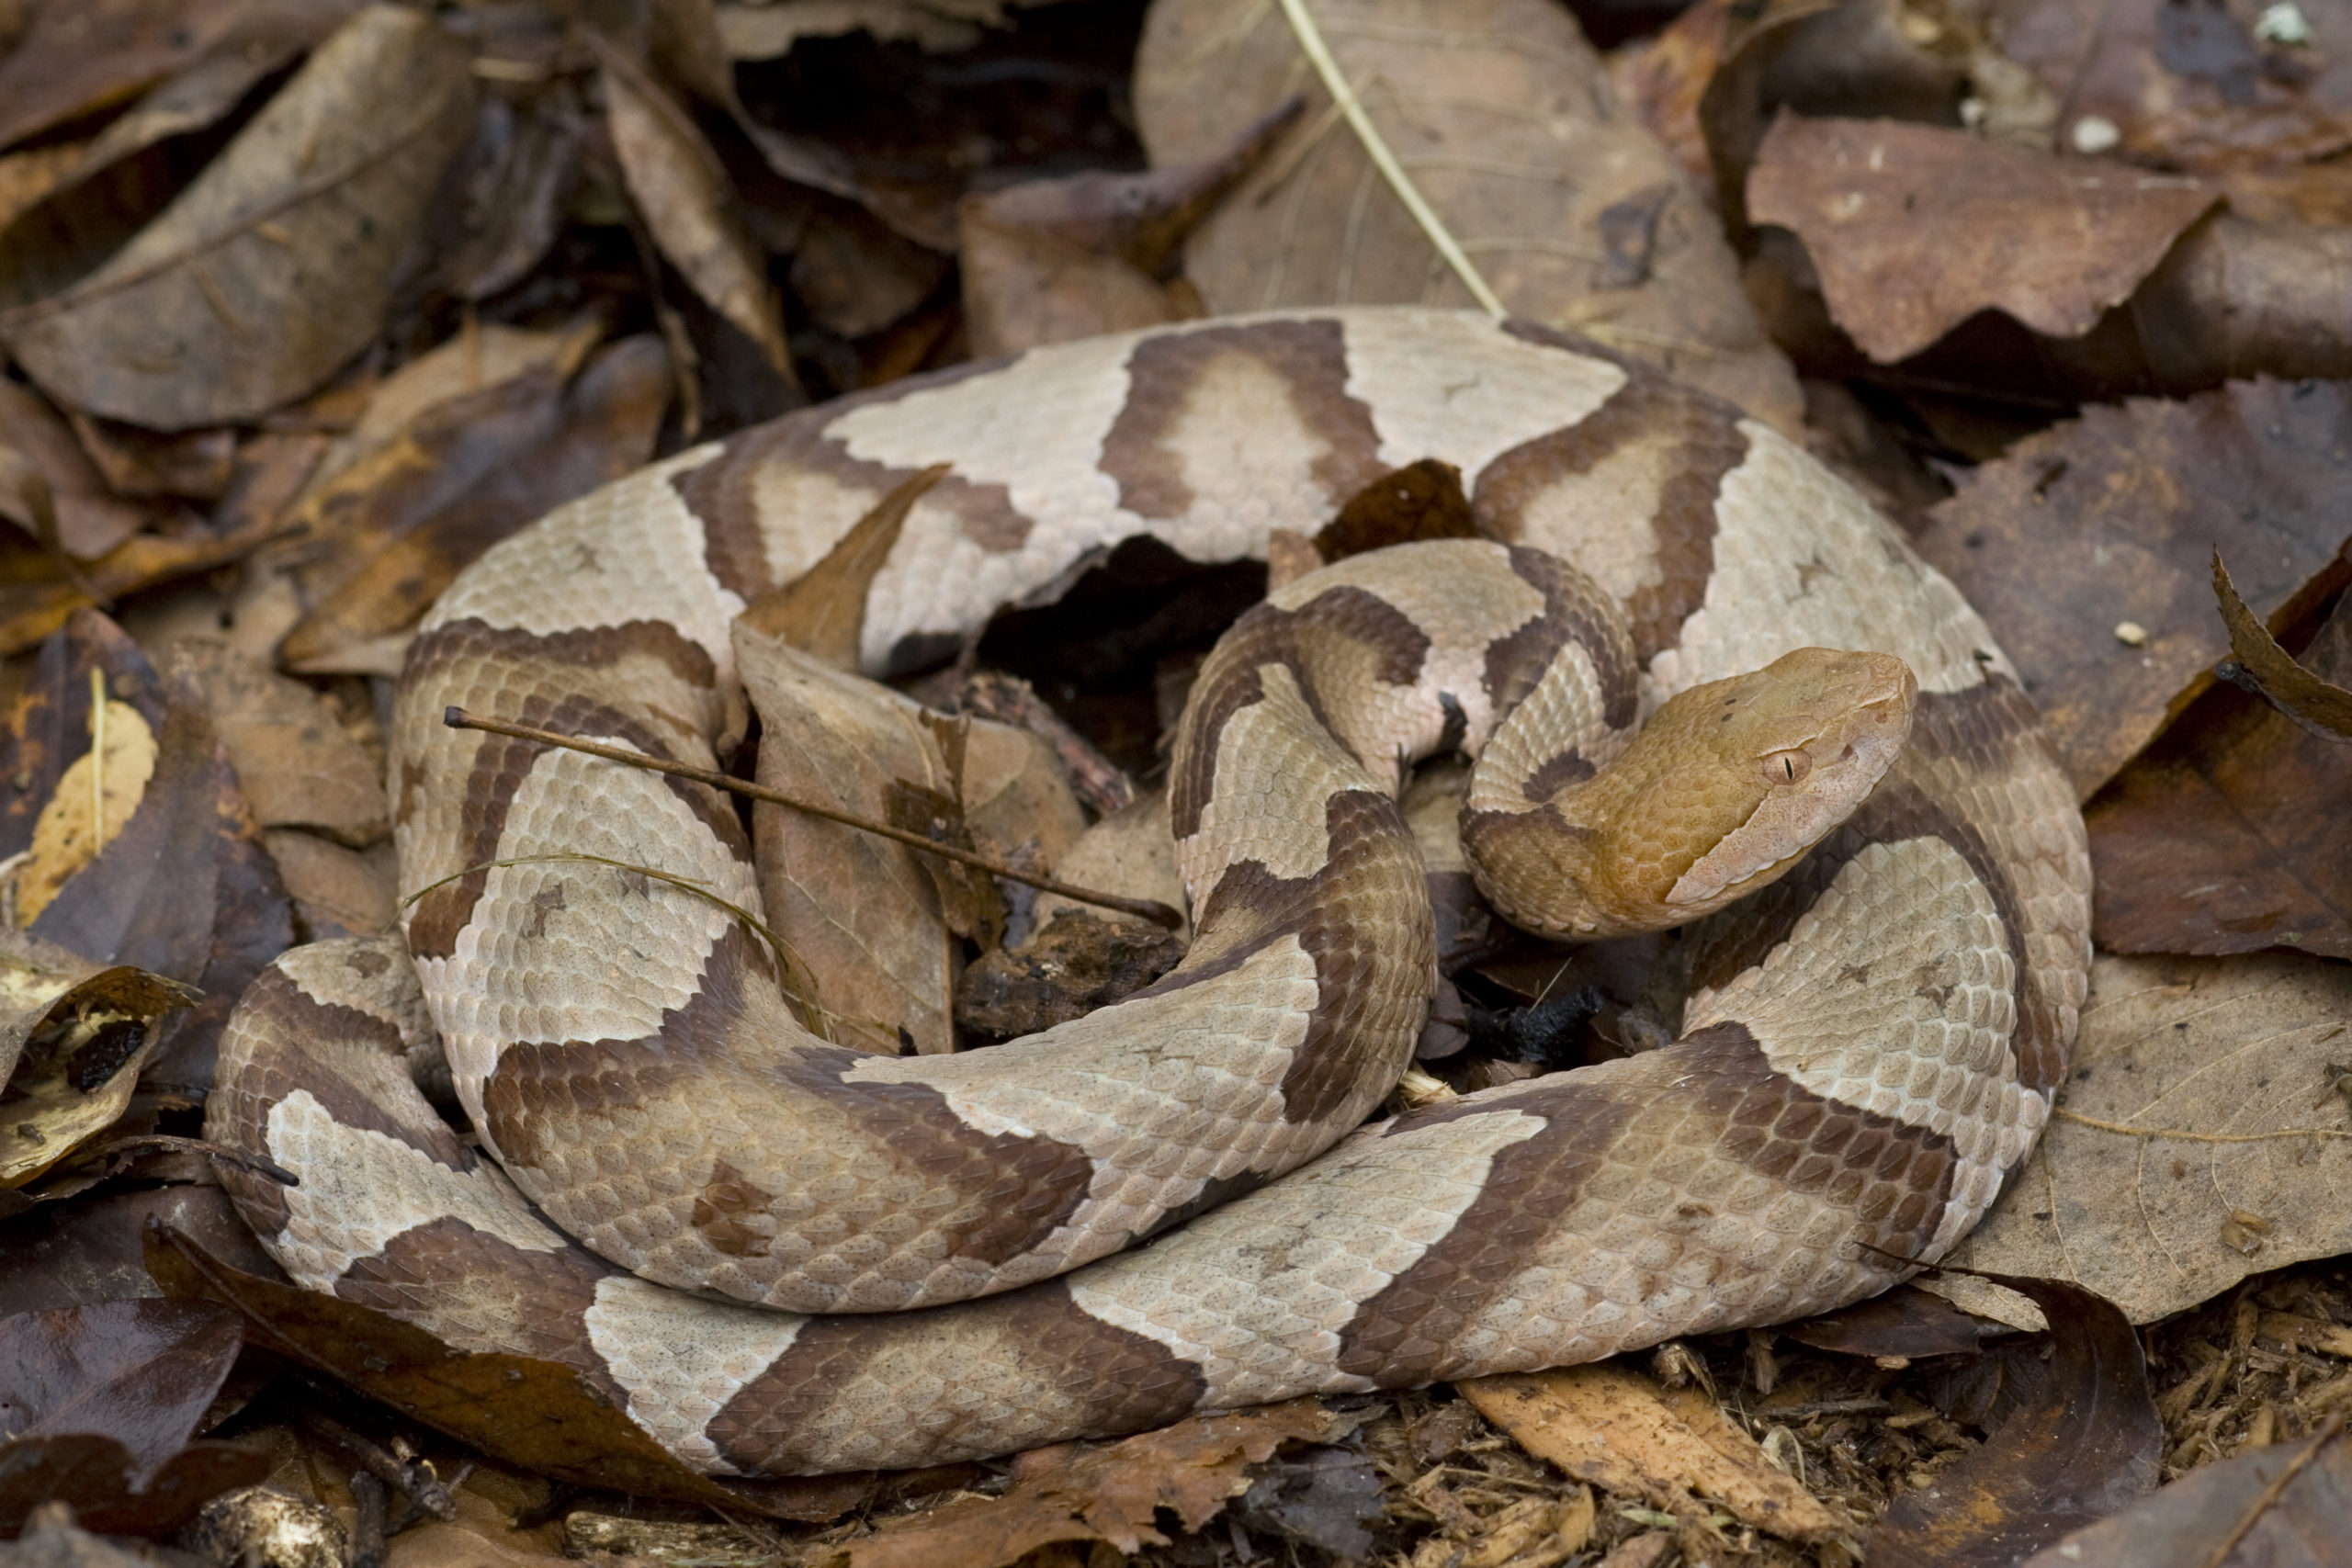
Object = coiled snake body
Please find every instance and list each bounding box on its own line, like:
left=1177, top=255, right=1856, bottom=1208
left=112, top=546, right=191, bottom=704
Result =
left=210, top=310, right=2090, bottom=1476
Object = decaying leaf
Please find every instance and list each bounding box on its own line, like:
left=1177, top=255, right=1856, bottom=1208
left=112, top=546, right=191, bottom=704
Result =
left=1866, top=1277, right=2162, bottom=1567
left=12, top=689, right=158, bottom=927
left=0, top=928, right=197, bottom=1190
left=1746, top=115, right=2219, bottom=364
left=2088, top=592, right=2351, bottom=959
left=1940, top=953, right=2352, bottom=1328
left=1913, top=377, right=2352, bottom=797
left=2016, top=1418, right=2352, bottom=1568
left=1457, top=1364, right=1843, bottom=1542
left=595, top=35, right=792, bottom=376
left=837, top=1399, right=1361, bottom=1568
left=1134, top=0, right=1804, bottom=429
left=736, top=626, right=958, bottom=1055
left=0, top=5, right=477, bottom=430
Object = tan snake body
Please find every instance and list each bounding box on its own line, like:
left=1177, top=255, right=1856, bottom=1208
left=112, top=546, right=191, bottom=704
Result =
left=208, top=310, right=2091, bottom=1476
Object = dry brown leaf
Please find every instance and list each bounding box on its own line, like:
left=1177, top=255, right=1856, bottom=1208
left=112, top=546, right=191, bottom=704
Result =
left=1024, top=789, right=1187, bottom=943
left=1746, top=115, right=2219, bottom=363
left=1607, top=0, right=1734, bottom=187
left=1937, top=952, right=2352, bottom=1330
left=1990, top=0, right=2352, bottom=169
left=958, top=100, right=1300, bottom=356
left=958, top=719, right=1087, bottom=878
left=0, top=6, right=476, bottom=430
left=595, top=35, right=792, bottom=376
left=0, top=383, right=164, bottom=560
left=278, top=335, right=672, bottom=675
left=0, top=0, right=365, bottom=315
left=260, top=829, right=395, bottom=941
left=309, top=321, right=602, bottom=496
left=1457, top=1365, right=1843, bottom=1543
left=67, top=418, right=233, bottom=505
left=834, top=1399, right=1359, bottom=1568
left=1135, top=0, right=1804, bottom=430
left=2082, top=583, right=2352, bottom=961
left=1865, top=1277, right=2161, bottom=1568
left=2015, top=1420, right=2352, bottom=1568
left=179, top=640, right=387, bottom=845
left=1912, top=377, right=2352, bottom=798
left=715, top=0, right=1043, bottom=59
left=735, top=627, right=957, bottom=1055
left=0, top=0, right=246, bottom=154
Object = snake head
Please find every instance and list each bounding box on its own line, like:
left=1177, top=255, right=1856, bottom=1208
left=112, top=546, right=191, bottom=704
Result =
left=1467, top=647, right=1917, bottom=938
left=1659, top=647, right=1917, bottom=912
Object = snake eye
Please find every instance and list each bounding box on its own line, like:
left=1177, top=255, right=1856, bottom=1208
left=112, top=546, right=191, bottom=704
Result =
left=1762, top=749, right=1811, bottom=786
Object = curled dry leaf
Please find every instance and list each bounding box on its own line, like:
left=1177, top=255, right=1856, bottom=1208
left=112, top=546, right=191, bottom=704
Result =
left=1912, top=377, right=2352, bottom=798
left=1134, top=0, right=1804, bottom=430
left=1939, top=953, right=2352, bottom=1329
left=0, top=5, right=477, bottom=430
left=2016, top=1417, right=2352, bottom=1568
left=0, top=927, right=198, bottom=1190
left=594, top=35, right=793, bottom=377
left=836, top=1399, right=1362, bottom=1568
left=1745, top=115, right=2219, bottom=364
left=2211, top=550, right=2352, bottom=741
left=1457, top=1364, right=1842, bottom=1543
left=1866, top=1276, right=2162, bottom=1567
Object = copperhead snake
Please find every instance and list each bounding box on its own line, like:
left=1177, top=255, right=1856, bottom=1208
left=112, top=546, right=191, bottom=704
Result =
left=208, top=310, right=2091, bottom=1477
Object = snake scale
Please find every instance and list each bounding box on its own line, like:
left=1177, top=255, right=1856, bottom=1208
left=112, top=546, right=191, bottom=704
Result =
left=208, top=310, right=2091, bottom=1477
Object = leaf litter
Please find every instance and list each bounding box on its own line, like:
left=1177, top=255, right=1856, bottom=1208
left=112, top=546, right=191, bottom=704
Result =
left=0, top=0, right=2346, bottom=1562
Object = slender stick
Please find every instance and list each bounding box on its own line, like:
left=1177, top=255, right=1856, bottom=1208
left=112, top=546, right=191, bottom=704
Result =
left=443, top=707, right=1185, bottom=930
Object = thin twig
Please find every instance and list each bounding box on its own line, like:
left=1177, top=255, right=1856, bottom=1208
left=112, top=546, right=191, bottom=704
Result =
left=442, top=707, right=1185, bottom=930
left=2053, top=1106, right=2352, bottom=1145
left=1272, top=0, right=1507, bottom=318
